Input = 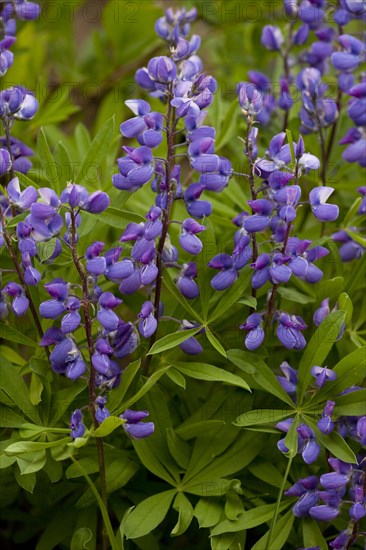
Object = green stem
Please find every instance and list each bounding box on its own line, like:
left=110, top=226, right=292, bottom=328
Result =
left=70, top=210, right=109, bottom=550
left=265, top=455, right=293, bottom=550
left=142, top=82, right=176, bottom=376
left=70, top=457, right=121, bottom=550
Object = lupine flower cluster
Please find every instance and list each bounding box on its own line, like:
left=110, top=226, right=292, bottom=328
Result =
left=0, top=2, right=155, bottom=443
left=287, top=456, right=366, bottom=549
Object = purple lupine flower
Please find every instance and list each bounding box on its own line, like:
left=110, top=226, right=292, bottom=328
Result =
left=0, top=147, right=11, bottom=176
left=121, top=99, right=163, bottom=148
left=340, top=127, right=366, bottom=167
left=120, top=409, right=155, bottom=439
left=184, top=182, right=212, bottom=218
left=7, top=176, right=37, bottom=210
left=177, top=262, right=199, bottom=299
left=209, top=253, right=238, bottom=291
left=349, top=485, right=366, bottom=521
left=318, top=400, right=335, bottom=434
left=238, top=82, right=263, bottom=116
left=330, top=531, right=351, bottom=549
left=3, top=281, right=29, bottom=316
left=97, top=292, right=122, bottom=332
left=297, top=424, right=320, bottom=464
left=92, top=338, right=114, bottom=376
left=179, top=319, right=203, bottom=355
left=332, top=229, right=364, bottom=261
left=95, top=396, right=110, bottom=424
left=261, top=25, right=284, bottom=50
left=309, top=187, right=339, bottom=222
left=311, top=365, right=337, bottom=388
left=113, top=146, right=154, bottom=192
left=243, top=199, right=273, bottom=233
left=112, top=321, right=139, bottom=358
left=277, top=361, right=298, bottom=396
left=148, top=56, right=177, bottom=83
left=313, top=298, right=330, bottom=325
left=240, top=313, right=265, bottom=351
left=70, top=409, right=85, bottom=439
left=0, top=136, right=33, bottom=173
left=277, top=313, right=307, bottom=350
left=49, top=337, right=86, bottom=380
left=61, top=297, right=81, bottom=334
left=179, top=218, right=206, bottom=255
left=309, top=505, right=340, bottom=521
left=356, top=416, right=366, bottom=445
left=274, top=185, right=301, bottom=223
left=138, top=301, right=157, bottom=338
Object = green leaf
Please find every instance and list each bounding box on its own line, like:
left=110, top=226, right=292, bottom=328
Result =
left=167, top=429, right=191, bottom=470
left=215, top=100, right=240, bottom=151
left=70, top=528, right=93, bottom=550
left=13, top=467, right=36, bottom=494
left=171, top=492, right=194, bottom=536
left=234, top=409, right=293, bottom=427
left=251, top=509, right=294, bottom=550
left=5, top=438, right=70, bottom=455
left=54, top=141, right=73, bottom=185
left=148, top=328, right=202, bottom=355
left=132, top=438, right=178, bottom=485
left=0, top=357, right=41, bottom=424
left=306, top=419, right=357, bottom=463
left=284, top=414, right=300, bottom=458
left=206, top=327, right=227, bottom=357
left=37, top=128, right=61, bottom=194
left=194, top=498, right=223, bottom=528
left=302, top=518, right=327, bottom=550
left=334, top=389, right=366, bottom=416
left=209, top=269, right=251, bottom=323
left=277, top=286, right=315, bottom=304
left=165, top=368, right=186, bottom=389
left=297, top=310, right=346, bottom=404
left=123, top=490, right=176, bottom=539
left=75, top=116, right=115, bottom=185
left=119, top=367, right=171, bottom=412
left=88, top=207, right=145, bottom=230
left=176, top=420, right=226, bottom=440
left=210, top=502, right=289, bottom=535
left=108, top=359, right=141, bottom=415
left=227, top=350, right=293, bottom=405
left=16, top=450, right=46, bottom=475
left=337, top=292, right=353, bottom=327
left=171, top=361, right=250, bottom=391
left=0, top=323, right=37, bottom=348
left=345, top=228, right=366, bottom=247
left=90, top=416, right=124, bottom=437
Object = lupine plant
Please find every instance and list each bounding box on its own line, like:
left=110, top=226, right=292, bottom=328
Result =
left=0, top=1, right=365, bottom=549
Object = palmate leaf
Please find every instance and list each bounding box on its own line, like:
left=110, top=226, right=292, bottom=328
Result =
left=122, top=489, right=176, bottom=540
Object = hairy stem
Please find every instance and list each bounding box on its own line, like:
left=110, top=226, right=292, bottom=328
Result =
left=70, top=210, right=109, bottom=550
left=143, top=83, right=176, bottom=376
left=245, top=116, right=258, bottom=308
left=0, top=207, right=49, bottom=357
left=264, top=162, right=299, bottom=329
